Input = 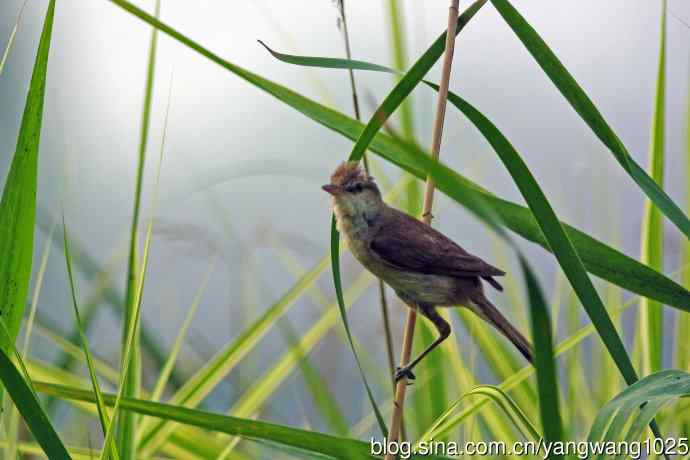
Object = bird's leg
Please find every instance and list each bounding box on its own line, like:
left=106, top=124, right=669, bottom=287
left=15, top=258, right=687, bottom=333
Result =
left=394, top=304, right=451, bottom=383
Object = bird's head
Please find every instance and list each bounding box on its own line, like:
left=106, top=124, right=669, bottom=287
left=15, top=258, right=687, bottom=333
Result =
left=322, top=161, right=383, bottom=218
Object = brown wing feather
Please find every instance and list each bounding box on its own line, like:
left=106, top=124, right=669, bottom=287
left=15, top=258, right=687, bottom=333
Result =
left=370, top=207, right=505, bottom=279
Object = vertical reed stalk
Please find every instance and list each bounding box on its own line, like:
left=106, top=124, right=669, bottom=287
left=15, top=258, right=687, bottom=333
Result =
left=385, top=2, right=460, bottom=456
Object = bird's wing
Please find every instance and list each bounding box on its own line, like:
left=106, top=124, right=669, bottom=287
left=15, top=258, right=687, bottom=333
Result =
left=370, top=208, right=505, bottom=278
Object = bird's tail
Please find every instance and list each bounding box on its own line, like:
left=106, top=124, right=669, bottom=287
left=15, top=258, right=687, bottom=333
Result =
left=470, top=295, right=533, bottom=364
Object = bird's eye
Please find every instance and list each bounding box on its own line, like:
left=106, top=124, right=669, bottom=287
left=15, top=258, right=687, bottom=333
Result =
left=345, top=183, right=363, bottom=193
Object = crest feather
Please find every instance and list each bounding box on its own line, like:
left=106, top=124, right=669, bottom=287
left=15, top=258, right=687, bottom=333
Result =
left=330, top=161, right=368, bottom=187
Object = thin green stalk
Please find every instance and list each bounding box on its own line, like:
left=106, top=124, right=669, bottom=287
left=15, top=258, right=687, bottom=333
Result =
left=0, top=0, right=28, bottom=75
left=63, top=219, right=120, bottom=460
left=148, top=259, right=214, bottom=404
left=336, top=0, right=397, bottom=401
left=639, top=0, right=667, bottom=375
left=117, top=1, right=160, bottom=456
left=36, top=212, right=184, bottom=391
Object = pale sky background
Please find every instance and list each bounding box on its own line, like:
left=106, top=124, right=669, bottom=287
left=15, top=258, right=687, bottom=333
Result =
left=1, top=0, right=689, bottom=435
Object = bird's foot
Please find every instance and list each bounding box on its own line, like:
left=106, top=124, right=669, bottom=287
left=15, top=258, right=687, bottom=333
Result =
left=395, top=366, right=415, bottom=383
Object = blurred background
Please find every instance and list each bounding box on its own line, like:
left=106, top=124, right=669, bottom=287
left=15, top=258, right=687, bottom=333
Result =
left=1, top=0, right=689, bottom=450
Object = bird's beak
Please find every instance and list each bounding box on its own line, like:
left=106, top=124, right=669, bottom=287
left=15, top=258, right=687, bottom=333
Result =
left=322, top=184, right=341, bottom=195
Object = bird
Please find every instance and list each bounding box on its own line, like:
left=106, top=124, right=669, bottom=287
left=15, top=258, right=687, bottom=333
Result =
left=323, top=161, right=533, bottom=382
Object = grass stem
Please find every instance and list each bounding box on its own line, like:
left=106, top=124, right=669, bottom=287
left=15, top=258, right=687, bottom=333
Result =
left=385, top=1, right=460, bottom=456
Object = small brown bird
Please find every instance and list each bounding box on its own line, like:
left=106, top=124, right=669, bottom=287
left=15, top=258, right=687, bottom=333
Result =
left=323, top=162, right=533, bottom=382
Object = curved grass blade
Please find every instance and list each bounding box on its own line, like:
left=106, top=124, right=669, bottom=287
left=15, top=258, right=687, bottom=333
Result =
left=136, top=256, right=330, bottom=455
left=149, top=259, right=213, bottom=403
left=0, top=0, right=54, bottom=356
left=117, top=1, right=161, bottom=456
left=35, top=382, right=456, bottom=460
left=108, top=0, right=690, bottom=313
left=640, top=0, right=667, bottom=375
left=587, top=370, right=690, bottom=458
left=63, top=219, right=120, bottom=460
left=0, top=348, right=70, bottom=459
left=489, top=0, right=690, bottom=240
left=255, top=44, right=690, bottom=313
left=230, top=269, right=373, bottom=421
left=277, top=318, right=349, bottom=436
left=423, top=385, right=540, bottom=443
left=36, top=211, right=184, bottom=392
left=518, top=256, right=562, bottom=456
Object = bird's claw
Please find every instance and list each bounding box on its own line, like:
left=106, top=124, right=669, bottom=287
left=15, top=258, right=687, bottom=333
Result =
left=395, top=366, right=415, bottom=383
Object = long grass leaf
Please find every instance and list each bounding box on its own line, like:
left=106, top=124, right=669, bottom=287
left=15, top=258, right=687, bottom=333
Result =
left=518, top=257, right=563, bottom=456
left=5, top=220, right=55, bottom=460
left=136, top=256, right=330, bottom=454
left=63, top=219, right=120, bottom=460
left=423, top=384, right=540, bottom=443
left=587, top=370, right=690, bottom=450
left=35, top=382, right=456, bottom=460
left=489, top=0, right=690, bottom=240
left=639, top=0, right=667, bottom=375
left=117, top=1, right=160, bottom=455
left=277, top=318, right=349, bottom=436
left=108, top=1, right=690, bottom=313
left=36, top=212, right=183, bottom=390
left=149, top=260, right=213, bottom=403
left=0, top=0, right=54, bottom=357
left=0, top=347, right=70, bottom=459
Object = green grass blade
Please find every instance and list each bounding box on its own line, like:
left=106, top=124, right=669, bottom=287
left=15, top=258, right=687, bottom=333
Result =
left=329, top=219, right=388, bottom=435
left=149, top=260, right=213, bottom=403
left=422, top=385, right=540, bottom=443
left=489, top=0, right=690, bottom=240
left=62, top=219, right=121, bottom=460
left=117, top=1, right=160, bottom=456
left=108, top=0, right=690, bottom=313
left=518, top=256, right=563, bottom=456
left=587, top=370, right=690, bottom=447
left=0, top=0, right=28, bottom=76
left=277, top=318, right=349, bottom=436
left=440, top=93, right=638, bottom=382
left=0, top=347, right=70, bottom=459
left=230, top=269, right=373, bottom=421
left=0, top=0, right=54, bottom=356
left=35, top=382, right=456, bottom=460
left=6, top=220, right=55, bottom=460
left=640, top=0, right=667, bottom=375
left=36, top=211, right=184, bottom=390
left=136, top=256, right=330, bottom=455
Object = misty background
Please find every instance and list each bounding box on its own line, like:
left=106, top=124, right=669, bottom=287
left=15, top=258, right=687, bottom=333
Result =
left=1, top=0, right=689, bottom=435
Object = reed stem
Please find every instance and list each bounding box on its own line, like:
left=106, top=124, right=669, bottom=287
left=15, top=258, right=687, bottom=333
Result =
left=384, top=1, right=460, bottom=456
